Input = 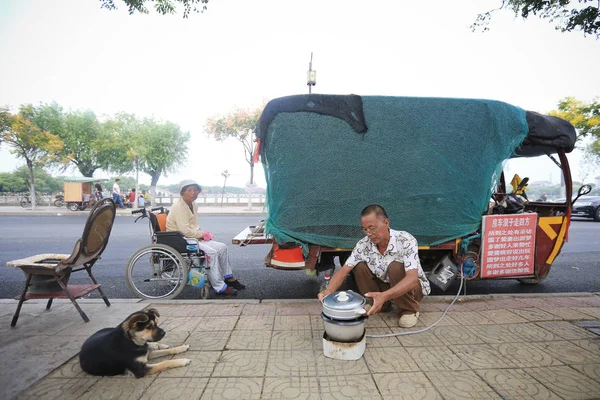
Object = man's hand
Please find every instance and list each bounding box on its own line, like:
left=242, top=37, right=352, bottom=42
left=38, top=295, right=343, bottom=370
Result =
left=317, top=290, right=331, bottom=303
left=364, top=292, right=388, bottom=316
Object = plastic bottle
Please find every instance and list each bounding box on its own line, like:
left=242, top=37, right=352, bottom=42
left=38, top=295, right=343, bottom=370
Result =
left=320, top=273, right=331, bottom=292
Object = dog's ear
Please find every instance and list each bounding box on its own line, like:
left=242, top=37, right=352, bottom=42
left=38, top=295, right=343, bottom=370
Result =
left=127, top=313, right=149, bottom=330
left=146, top=308, right=160, bottom=319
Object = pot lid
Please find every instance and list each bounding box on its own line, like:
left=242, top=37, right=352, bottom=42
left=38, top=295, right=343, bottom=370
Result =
left=322, top=290, right=365, bottom=310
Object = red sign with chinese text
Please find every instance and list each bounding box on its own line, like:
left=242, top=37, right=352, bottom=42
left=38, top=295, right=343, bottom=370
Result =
left=481, top=214, right=538, bottom=278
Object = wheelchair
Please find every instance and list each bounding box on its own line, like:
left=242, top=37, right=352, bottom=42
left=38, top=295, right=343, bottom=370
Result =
left=125, top=207, right=211, bottom=300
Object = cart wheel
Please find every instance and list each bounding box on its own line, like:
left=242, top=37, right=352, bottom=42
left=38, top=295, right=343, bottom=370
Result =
left=68, top=202, right=79, bottom=211
left=125, top=244, right=188, bottom=300
left=20, top=198, right=30, bottom=208
left=54, top=199, right=64, bottom=207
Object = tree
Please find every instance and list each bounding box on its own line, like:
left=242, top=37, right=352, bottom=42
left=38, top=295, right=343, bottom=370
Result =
left=24, top=103, right=120, bottom=177
left=473, top=1, right=600, bottom=38
left=100, top=0, right=208, bottom=17
left=106, top=114, right=190, bottom=197
left=0, top=109, right=66, bottom=209
left=549, top=97, right=600, bottom=165
left=205, top=104, right=264, bottom=185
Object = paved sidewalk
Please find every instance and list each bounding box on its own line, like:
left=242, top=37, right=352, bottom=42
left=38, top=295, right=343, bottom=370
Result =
left=0, top=205, right=265, bottom=217
left=1, top=294, right=599, bottom=400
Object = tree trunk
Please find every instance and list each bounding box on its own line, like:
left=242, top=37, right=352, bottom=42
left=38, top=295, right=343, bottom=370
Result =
left=27, top=159, right=36, bottom=210
left=78, top=164, right=97, bottom=178
left=150, top=173, right=160, bottom=199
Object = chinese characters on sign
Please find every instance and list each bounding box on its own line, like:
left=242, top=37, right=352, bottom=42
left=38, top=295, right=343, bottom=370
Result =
left=481, top=214, right=538, bottom=278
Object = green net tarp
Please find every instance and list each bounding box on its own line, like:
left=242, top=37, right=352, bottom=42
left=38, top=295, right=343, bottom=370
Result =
left=259, top=95, right=528, bottom=249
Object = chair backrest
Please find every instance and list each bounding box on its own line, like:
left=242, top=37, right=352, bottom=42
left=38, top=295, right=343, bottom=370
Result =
left=148, top=211, right=168, bottom=234
left=56, top=198, right=116, bottom=271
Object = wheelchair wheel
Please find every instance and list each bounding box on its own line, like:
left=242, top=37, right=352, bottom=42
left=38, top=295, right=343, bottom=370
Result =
left=200, top=284, right=210, bottom=300
left=126, top=244, right=188, bottom=300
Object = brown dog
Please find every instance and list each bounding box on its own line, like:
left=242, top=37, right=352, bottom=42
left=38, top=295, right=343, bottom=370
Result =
left=79, top=308, right=190, bottom=378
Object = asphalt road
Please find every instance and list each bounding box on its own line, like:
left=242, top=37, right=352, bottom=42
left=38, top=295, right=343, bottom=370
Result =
left=0, top=215, right=598, bottom=300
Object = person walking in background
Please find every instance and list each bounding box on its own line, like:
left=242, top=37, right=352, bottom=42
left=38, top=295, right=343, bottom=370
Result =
left=128, top=188, right=136, bottom=208
left=112, top=178, right=124, bottom=208
left=142, top=190, right=151, bottom=206
left=94, top=180, right=103, bottom=200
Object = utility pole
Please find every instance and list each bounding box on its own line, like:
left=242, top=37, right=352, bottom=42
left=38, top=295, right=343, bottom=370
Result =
left=220, top=170, right=230, bottom=207
left=307, top=52, right=316, bottom=94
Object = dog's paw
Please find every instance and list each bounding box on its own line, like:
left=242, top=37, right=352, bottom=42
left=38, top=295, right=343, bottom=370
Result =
left=181, top=344, right=190, bottom=352
left=175, top=358, right=191, bottom=367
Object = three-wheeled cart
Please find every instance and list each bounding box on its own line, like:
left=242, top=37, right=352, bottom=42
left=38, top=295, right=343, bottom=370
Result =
left=63, top=177, right=103, bottom=212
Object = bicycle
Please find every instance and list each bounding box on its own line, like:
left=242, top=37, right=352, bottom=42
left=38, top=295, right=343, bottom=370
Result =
left=125, top=207, right=211, bottom=300
left=20, top=193, right=43, bottom=208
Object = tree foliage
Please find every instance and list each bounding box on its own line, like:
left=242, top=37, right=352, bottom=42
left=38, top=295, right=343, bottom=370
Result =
left=473, top=0, right=600, bottom=38
left=0, top=108, right=67, bottom=208
left=100, top=0, right=208, bottom=17
left=550, top=96, right=600, bottom=165
left=205, top=104, right=265, bottom=185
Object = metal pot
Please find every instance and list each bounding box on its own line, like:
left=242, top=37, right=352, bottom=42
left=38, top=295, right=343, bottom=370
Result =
left=322, top=290, right=368, bottom=320
left=322, top=313, right=367, bottom=342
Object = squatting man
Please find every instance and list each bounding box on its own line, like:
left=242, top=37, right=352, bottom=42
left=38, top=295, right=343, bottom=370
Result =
left=166, top=180, right=245, bottom=296
left=318, top=204, right=430, bottom=327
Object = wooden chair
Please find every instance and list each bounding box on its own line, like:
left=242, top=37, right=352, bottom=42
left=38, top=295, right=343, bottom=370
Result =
left=7, top=198, right=117, bottom=326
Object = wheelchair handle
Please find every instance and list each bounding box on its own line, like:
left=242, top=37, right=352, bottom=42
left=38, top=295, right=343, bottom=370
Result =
left=151, top=206, right=166, bottom=213
left=131, top=208, right=147, bottom=215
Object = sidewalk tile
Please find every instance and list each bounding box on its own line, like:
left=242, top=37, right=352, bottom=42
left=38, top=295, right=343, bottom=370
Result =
left=415, top=311, right=458, bottom=326
left=531, top=341, right=600, bottom=365
left=152, top=304, right=211, bottom=317
left=316, top=352, right=370, bottom=376
left=234, top=315, right=274, bottom=330
left=579, top=296, right=600, bottom=307
left=397, top=330, right=441, bottom=347
left=270, top=330, right=314, bottom=351
left=548, top=297, right=596, bottom=308
left=211, top=350, right=268, bottom=377
left=451, top=344, right=516, bottom=369
left=407, top=346, right=470, bottom=372
left=311, top=330, right=326, bottom=351
left=489, top=342, right=563, bottom=368
left=570, top=363, right=600, bottom=382
left=505, top=323, right=558, bottom=342
left=420, top=302, right=448, bottom=312
left=541, top=307, right=595, bottom=321
left=365, top=327, right=403, bottom=348
left=448, top=311, right=494, bottom=325
left=265, top=350, right=317, bottom=377
left=47, top=357, right=85, bottom=379
left=469, top=325, right=523, bottom=344
left=200, top=377, right=263, bottom=400
left=193, top=316, right=238, bottom=332
left=186, top=331, right=229, bottom=351
left=262, top=377, right=320, bottom=400
left=425, top=370, right=499, bottom=399
left=486, top=298, right=532, bottom=310
left=226, top=330, right=271, bottom=350
left=140, top=377, right=209, bottom=400
left=535, top=321, right=599, bottom=340
left=160, top=317, right=201, bottom=332
left=380, top=311, right=402, bottom=328
left=573, top=307, right=600, bottom=319
left=309, top=315, right=324, bottom=330
left=274, top=315, right=311, bottom=331
left=572, top=339, right=600, bottom=356
left=201, top=304, right=243, bottom=317
left=524, top=365, right=600, bottom=399
left=475, top=368, right=562, bottom=400
left=275, top=304, right=311, bottom=315
left=80, top=376, right=156, bottom=400
left=431, top=325, right=484, bottom=345
left=240, top=304, right=277, bottom=316
left=461, top=300, right=497, bottom=312
left=512, top=308, right=562, bottom=322
left=478, top=309, right=529, bottom=324
left=373, top=372, right=442, bottom=400
left=157, top=351, right=220, bottom=378
left=318, top=375, right=381, bottom=399
left=363, top=347, right=419, bottom=373
left=19, top=377, right=100, bottom=400
left=364, top=313, right=388, bottom=328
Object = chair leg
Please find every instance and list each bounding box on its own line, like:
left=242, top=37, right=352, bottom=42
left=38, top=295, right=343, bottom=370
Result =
left=46, top=298, right=53, bottom=310
left=86, top=268, right=110, bottom=307
left=57, top=278, right=89, bottom=323
left=11, top=274, right=32, bottom=327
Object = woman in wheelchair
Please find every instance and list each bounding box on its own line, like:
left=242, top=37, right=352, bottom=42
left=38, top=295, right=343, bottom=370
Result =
left=166, top=180, right=245, bottom=295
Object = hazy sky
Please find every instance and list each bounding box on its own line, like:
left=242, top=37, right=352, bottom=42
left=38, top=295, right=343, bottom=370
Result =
left=1, top=0, right=599, bottom=187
